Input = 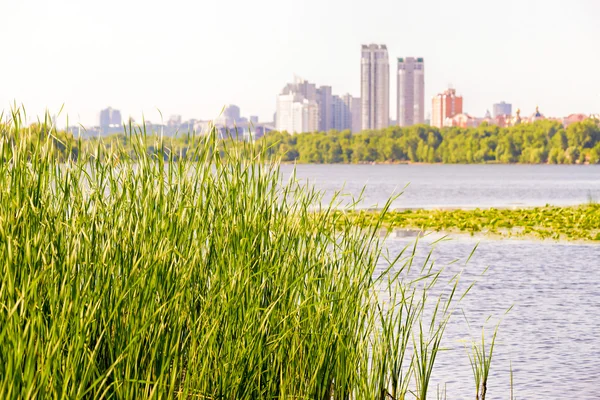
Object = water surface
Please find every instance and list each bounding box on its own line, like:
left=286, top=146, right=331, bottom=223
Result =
left=381, top=234, right=600, bottom=399
left=279, top=164, right=600, bottom=398
left=280, top=164, right=600, bottom=209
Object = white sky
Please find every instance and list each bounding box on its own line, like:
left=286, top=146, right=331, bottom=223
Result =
left=2, top=0, right=600, bottom=127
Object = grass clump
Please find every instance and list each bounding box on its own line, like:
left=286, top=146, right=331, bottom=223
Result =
left=1, top=108, right=499, bottom=399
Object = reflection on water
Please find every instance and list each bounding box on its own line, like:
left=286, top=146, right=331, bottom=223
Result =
left=380, top=235, right=600, bottom=399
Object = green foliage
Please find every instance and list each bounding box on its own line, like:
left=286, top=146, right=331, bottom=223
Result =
left=34, top=116, right=600, bottom=165
left=257, top=120, right=600, bottom=164
left=468, top=325, right=500, bottom=400
left=1, top=109, right=490, bottom=399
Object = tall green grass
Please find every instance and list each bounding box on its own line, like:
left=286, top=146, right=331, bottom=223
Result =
left=1, top=109, right=495, bottom=399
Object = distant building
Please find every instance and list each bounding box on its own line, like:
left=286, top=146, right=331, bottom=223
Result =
left=361, top=44, right=389, bottom=130
left=331, top=95, right=351, bottom=132
left=276, top=89, right=319, bottom=134
left=445, top=113, right=479, bottom=128
left=397, top=57, right=425, bottom=127
left=277, top=79, right=319, bottom=134
left=528, top=106, right=546, bottom=123
left=195, top=119, right=274, bottom=141
left=432, top=88, right=463, bottom=128
left=332, top=95, right=346, bottom=132
left=168, top=115, right=182, bottom=127
left=288, top=79, right=317, bottom=102
left=492, top=101, right=512, bottom=118
left=349, top=96, right=362, bottom=133
left=99, top=107, right=122, bottom=135
left=276, top=77, right=360, bottom=134
left=214, top=104, right=242, bottom=126
left=317, top=86, right=333, bottom=132
left=330, top=94, right=361, bottom=133
left=563, top=113, right=588, bottom=127
left=249, top=115, right=259, bottom=124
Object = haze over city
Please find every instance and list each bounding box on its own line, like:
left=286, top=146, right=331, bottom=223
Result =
left=2, top=0, right=599, bottom=127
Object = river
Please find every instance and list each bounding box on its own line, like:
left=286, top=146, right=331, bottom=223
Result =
left=279, top=164, right=600, bottom=209
left=281, top=164, right=600, bottom=399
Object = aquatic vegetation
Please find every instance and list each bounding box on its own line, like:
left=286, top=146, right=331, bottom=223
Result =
left=0, top=109, right=504, bottom=399
left=346, top=205, right=600, bottom=241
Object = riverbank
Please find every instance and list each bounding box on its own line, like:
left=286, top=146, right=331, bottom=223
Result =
left=341, top=204, right=600, bottom=242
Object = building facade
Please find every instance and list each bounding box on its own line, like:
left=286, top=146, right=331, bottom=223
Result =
left=276, top=78, right=361, bottom=134
left=317, top=85, right=333, bottom=132
left=276, top=87, right=319, bottom=134
left=361, top=44, right=389, bottom=130
left=431, top=88, right=463, bottom=128
left=349, top=96, right=362, bottom=133
left=99, top=107, right=122, bottom=135
left=397, top=57, right=425, bottom=127
left=492, top=101, right=512, bottom=118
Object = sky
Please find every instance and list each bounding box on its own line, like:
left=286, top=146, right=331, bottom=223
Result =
left=2, top=0, right=600, bottom=128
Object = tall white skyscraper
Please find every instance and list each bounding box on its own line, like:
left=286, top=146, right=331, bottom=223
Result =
left=361, top=44, right=389, bottom=130
left=397, top=57, right=425, bottom=127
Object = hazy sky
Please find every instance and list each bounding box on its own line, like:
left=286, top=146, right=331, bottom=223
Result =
left=2, top=0, right=600, bottom=127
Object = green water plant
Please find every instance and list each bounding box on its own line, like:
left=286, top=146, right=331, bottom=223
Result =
left=346, top=205, right=600, bottom=242
left=468, top=325, right=499, bottom=400
left=0, top=107, right=495, bottom=399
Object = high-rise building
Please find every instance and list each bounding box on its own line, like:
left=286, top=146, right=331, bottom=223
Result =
left=349, top=96, right=362, bottom=133
left=297, top=100, right=319, bottom=133
left=332, top=94, right=363, bottom=133
left=276, top=87, right=319, bottom=134
left=99, top=107, right=122, bottom=134
left=397, top=57, right=425, bottom=127
left=276, top=93, right=297, bottom=132
left=277, top=78, right=360, bottom=134
left=283, top=79, right=317, bottom=102
left=332, top=94, right=361, bottom=133
left=331, top=95, right=350, bottom=132
left=317, top=86, right=333, bottom=132
left=493, top=101, right=512, bottom=118
left=361, top=44, right=389, bottom=130
left=431, top=88, right=463, bottom=128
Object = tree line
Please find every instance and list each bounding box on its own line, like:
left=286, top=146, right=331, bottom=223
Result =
left=256, top=119, right=600, bottom=164
left=6, top=117, right=600, bottom=165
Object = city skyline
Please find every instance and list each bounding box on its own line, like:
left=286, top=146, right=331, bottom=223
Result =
left=275, top=77, right=359, bottom=134
left=2, top=0, right=600, bottom=127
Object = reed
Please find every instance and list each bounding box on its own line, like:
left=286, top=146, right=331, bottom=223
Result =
left=467, top=325, right=499, bottom=400
left=0, top=108, right=495, bottom=399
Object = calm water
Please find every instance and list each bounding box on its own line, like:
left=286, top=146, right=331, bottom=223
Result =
left=280, top=164, right=600, bottom=209
left=280, top=165, right=600, bottom=398
left=380, top=234, right=600, bottom=399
